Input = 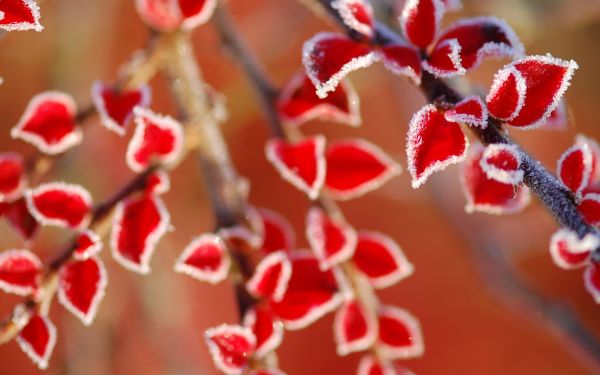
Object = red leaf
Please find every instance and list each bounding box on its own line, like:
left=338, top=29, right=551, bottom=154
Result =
left=178, top=0, right=217, bottom=30
left=126, top=107, right=184, bottom=173
left=325, top=139, right=401, bottom=200
left=333, top=298, right=377, bottom=355
left=257, top=208, right=295, bottom=254
left=270, top=251, right=343, bottom=330
left=205, top=324, right=256, bottom=375
left=407, top=104, right=468, bottom=188
left=135, top=0, right=216, bottom=31
left=4, top=198, right=39, bottom=240
left=428, top=17, right=523, bottom=75
left=353, top=231, right=413, bottom=289
left=0, top=249, right=41, bottom=296
left=422, top=39, right=466, bottom=78
left=378, top=43, right=422, bottom=84
left=578, top=193, right=600, bottom=226
left=243, top=305, right=284, bottom=358
left=25, top=182, right=92, bottom=230
left=558, top=144, right=593, bottom=196
left=17, top=314, right=57, bottom=370
left=110, top=195, right=170, bottom=274
left=0, top=152, right=26, bottom=202
left=492, top=55, right=579, bottom=129
left=247, top=251, right=292, bottom=302
left=265, top=136, right=326, bottom=199
left=462, top=144, right=530, bottom=214
left=444, top=96, right=488, bottom=129
left=0, top=0, right=42, bottom=32
left=73, top=230, right=103, bottom=261
left=400, top=0, right=444, bottom=49
left=58, top=256, right=107, bottom=326
left=480, top=143, right=523, bottom=185
left=277, top=72, right=361, bottom=127
left=303, top=32, right=377, bottom=98
left=92, top=81, right=151, bottom=136
left=549, top=229, right=597, bottom=270
left=145, top=170, right=171, bottom=195
left=584, top=262, right=600, bottom=304
left=377, top=306, right=424, bottom=359
left=174, top=233, right=230, bottom=283
left=577, top=135, right=600, bottom=186
left=358, top=355, right=416, bottom=375
left=11, top=92, right=81, bottom=155
left=331, top=0, right=374, bottom=38
left=306, top=207, right=357, bottom=270
left=486, top=66, right=526, bottom=121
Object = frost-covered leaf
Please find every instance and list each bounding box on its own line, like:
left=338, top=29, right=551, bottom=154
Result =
left=0, top=152, right=26, bottom=203
left=331, top=0, right=374, bottom=38
left=306, top=207, right=357, bottom=270
left=205, top=324, right=256, bottom=375
left=400, top=0, right=444, bottom=49
left=549, top=228, right=597, bottom=270
left=243, top=305, right=284, bottom=359
left=17, top=314, right=56, bottom=370
left=444, top=96, right=488, bottom=129
left=257, top=208, right=295, bottom=254
left=480, top=143, right=523, bottom=185
left=144, top=170, right=171, bottom=195
left=92, top=81, right=151, bottom=136
left=352, top=231, right=413, bottom=289
left=325, top=139, right=401, bottom=200
left=135, top=0, right=217, bottom=32
left=578, top=193, right=600, bottom=226
left=486, top=67, right=526, bottom=122
left=0, top=249, right=41, bottom=296
left=247, top=251, right=292, bottom=302
left=377, top=306, right=424, bottom=359
left=73, top=230, right=103, bottom=261
left=174, top=233, right=230, bottom=283
left=265, top=136, right=326, bottom=199
left=334, top=298, right=377, bottom=356
left=3, top=198, right=39, bottom=240
left=270, top=251, right=343, bottom=330
left=25, top=182, right=92, bottom=230
left=303, top=32, right=378, bottom=98
left=557, top=144, right=593, bottom=196
left=178, top=0, right=217, bottom=30
left=576, top=135, right=600, bottom=186
left=11, top=92, right=81, bottom=155
left=0, top=0, right=43, bottom=32
left=378, top=43, right=422, bottom=84
left=462, top=144, right=530, bottom=214
left=58, top=256, right=107, bottom=326
left=406, top=104, right=468, bottom=188
left=110, top=195, right=170, bottom=274
left=277, top=72, right=361, bottom=127
left=126, top=107, right=184, bottom=173
left=584, top=261, right=600, bottom=304
left=422, top=39, right=465, bottom=78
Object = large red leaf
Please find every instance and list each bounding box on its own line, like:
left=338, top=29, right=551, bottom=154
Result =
left=0, top=0, right=43, bottom=32
left=25, top=182, right=92, bottom=230
left=0, top=249, right=41, bottom=296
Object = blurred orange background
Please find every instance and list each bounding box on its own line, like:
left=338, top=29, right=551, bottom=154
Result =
left=1, top=0, right=600, bottom=374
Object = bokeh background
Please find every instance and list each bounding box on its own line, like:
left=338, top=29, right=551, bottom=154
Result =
left=1, top=0, right=600, bottom=374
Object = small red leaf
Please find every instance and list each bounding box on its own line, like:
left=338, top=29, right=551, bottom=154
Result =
left=480, top=143, right=523, bottom=185
left=110, top=195, right=170, bottom=274
left=400, top=0, right=444, bottom=49
left=378, top=43, right=422, bottom=84
left=558, top=144, right=593, bottom=196
left=0, top=152, right=26, bottom=202
left=306, top=207, right=357, bottom=270
left=358, top=355, right=415, bottom=375
left=444, top=96, right=488, bottom=129
left=178, top=0, right=217, bottom=30
left=145, top=170, right=171, bottom=195
left=243, top=305, right=284, bottom=358
left=17, top=314, right=57, bottom=370
left=577, top=135, right=600, bottom=186
left=25, top=182, right=92, bottom=230
left=11, top=92, right=81, bottom=155
left=92, top=81, right=151, bottom=136
left=407, top=104, right=468, bottom=188
left=257, top=208, right=295, bottom=254
left=270, top=251, right=343, bottom=330
left=277, top=72, right=361, bottom=127
left=58, top=256, right=107, bottom=326
left=126, top=107, right=184, bottom=173
left=422, top=39, right=466, bottom=78
left=462, top=144, right=530, bottom=214
left=353, top=231, right=413, bottom=289
left=331, top=0, right=374, bottom=38
left=486, top=66, right=526, bottom=121
left=4, top=198, right=39, bottom=240
left=265, top=136, right=326, bottom=199
left=325, top=139, right=401, bottom=200
left=174, top=233, right=230, bottom=283
left=0, top=0, right=43, bottom=32
left=549, top=229, right=597, bottom=270
left=303, top=32, right=378, bottom=98
left=334, top=298, right=377, bottom=356
left=578, top=193, right=600, bottom=226
left=378, top=306, right=424, bottom=359
left=247, top=251, right=292, bottom=302
left=135, top=0, right=216, bottom=31
left=205, top=324, right=256, bottom=375
left=0, top=249, right=41, bottom=296
left=73, top=230, right=103, bottom=261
